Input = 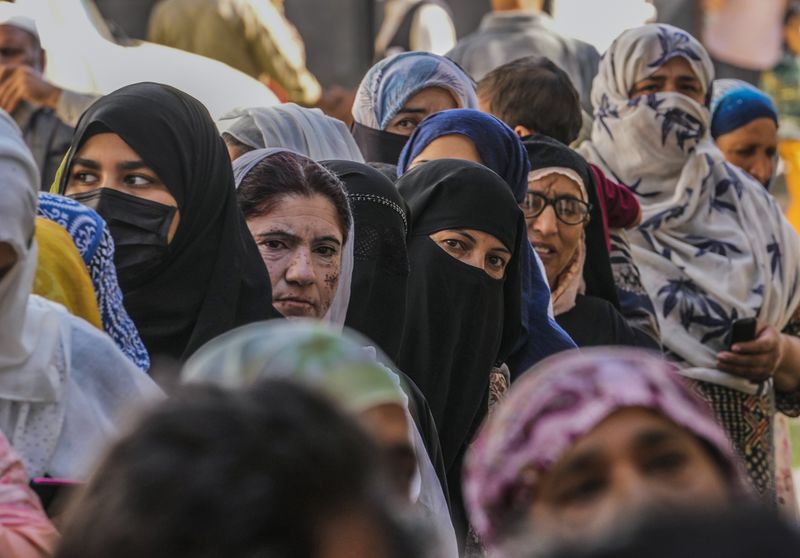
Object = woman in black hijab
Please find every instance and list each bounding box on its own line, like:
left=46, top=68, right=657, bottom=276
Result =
left=522, top=135, right=658, bottom=350
left=321, top=160, right=410, bottom=361
left=58, top=82, right=281, bottom=362
left=395, top=159, right=524, bottom=547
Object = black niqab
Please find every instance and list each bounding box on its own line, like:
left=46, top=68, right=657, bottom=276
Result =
left=58, top=82, right=281, bottom=361
left=351, top=121, right=409, bottom=165
left=395, top=160, right=524, bottom=541
left=322, top=160, right=410, bottom=361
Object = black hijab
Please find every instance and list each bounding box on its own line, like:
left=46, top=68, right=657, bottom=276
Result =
left=321, top=160, right=410, bottom=361
left=58, top=82, right=281, bottom=361
left=395, top=159, right=523, bottom=478
left=523, top=134, right=620, bottom=309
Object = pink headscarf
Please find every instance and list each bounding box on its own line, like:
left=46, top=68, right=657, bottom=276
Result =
left=463, top=347, right=751, bottom=550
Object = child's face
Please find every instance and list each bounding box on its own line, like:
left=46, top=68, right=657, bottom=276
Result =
left=786, top=16, right=800, bottom=56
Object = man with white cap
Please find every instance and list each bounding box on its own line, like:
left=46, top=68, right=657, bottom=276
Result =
left=0, top=4, right=90, bottom=190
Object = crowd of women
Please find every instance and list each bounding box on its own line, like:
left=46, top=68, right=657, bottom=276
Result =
left=2, top=20, right=800, bottom=558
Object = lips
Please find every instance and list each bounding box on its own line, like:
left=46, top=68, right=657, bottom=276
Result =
left=274, top=296, right=317, bottom=316
left=532, top=241, right=557, bottom=259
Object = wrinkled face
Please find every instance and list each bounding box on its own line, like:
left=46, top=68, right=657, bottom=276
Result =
left=429, top=228, right=511, bottom=280
left=629, top=57, right=705, bottom=104
left=0, top=24, right=42, bottom=69
left=65, top=132, right=181, bottom=242
left=247, top=194, right=344, bottom=319
left=359, top=404, right=416, bottom=498
left=715, top=117, right=778, bottom=187
left=527, top=408, right=730, bottom=545
left=0, top=242, right=17, bottom=283
left=525, top=174, right=585, bottom=287
left=408, top=134, right=482, bottom=171
left=385, top=87, right=458, bottom=136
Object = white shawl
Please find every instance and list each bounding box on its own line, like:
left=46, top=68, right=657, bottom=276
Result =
left=579, top=24, right=800, bottom=393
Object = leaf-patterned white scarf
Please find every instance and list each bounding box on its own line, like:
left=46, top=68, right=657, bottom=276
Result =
left=579, top=24, right=800, bottom=393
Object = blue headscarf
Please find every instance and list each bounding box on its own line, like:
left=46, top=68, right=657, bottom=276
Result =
left=37, top=193, right=150, bottom=371
left=397, top=109, right=531, bottom=200
left=710, top=79, right=779, bottom=139
left=352, top=52, right=478, bottom=131
left=396, top=109, right=576, bottom=375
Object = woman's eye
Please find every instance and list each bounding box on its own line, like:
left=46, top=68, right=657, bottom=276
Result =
left=443, top=239, right=464, bottom=251
left=72, top=171, right=98, bottom=184
left=767, top=148, right=777, bottom=158
left=645, top=451, right=687, bottom=475
left=487, top=255, right=507, bottom=269
left=735, top=148, right=756, bottom=157
left=315, top=245, right=338, bottom=257
left=260, top=240, right=286, bottom=250
left=123, top=174, right=154, bottom=187
left=395, top=118, right=418, bottom=130
left=557, top=477, right=605, bottom=505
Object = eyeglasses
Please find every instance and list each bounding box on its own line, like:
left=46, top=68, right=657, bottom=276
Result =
left=521, top=192, right=591, bottom=225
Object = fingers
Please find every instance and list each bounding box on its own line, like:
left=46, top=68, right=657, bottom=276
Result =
left=730, top=324, right=778, bottom=355
left=0, top=76, right=22, bottom=113
left=717, top=350, right=776, bottom=381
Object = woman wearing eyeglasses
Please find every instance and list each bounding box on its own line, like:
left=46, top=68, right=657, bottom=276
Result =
left=522, top=135, right=648, bottom=348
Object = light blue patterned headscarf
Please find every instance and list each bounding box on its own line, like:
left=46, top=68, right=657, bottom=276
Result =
left=352, top=51, right=478, bottom=130
left=579, top=24, right=800, bottom=392
left=37, top=193, right=150, bottom=371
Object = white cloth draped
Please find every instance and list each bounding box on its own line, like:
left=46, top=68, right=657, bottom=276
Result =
left=579, top=24, right=800, bottom=393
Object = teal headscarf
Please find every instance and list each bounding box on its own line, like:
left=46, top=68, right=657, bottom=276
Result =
left=181, top=319, right=406, bottom=413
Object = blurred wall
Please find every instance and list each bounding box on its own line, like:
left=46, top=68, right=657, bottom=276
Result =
left=288, top=0, right=491, bottom=88
left=93, top=0, right=492, bottom=88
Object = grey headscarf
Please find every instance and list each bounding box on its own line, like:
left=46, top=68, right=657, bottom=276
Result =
left=219, top=104, right=365, bottom=163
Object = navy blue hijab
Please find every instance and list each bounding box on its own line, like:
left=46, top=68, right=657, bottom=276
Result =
left=396, top=109, right=575, bottom=376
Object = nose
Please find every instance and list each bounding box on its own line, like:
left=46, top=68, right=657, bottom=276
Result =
left=609, top=464, right=668, bottom=521
left=284, top=247, right=315, bottom=286
left=532, top=205, right=560, bottom=237
left=463, top=250, right=487, bottom=273
left=749, top=154, right=775, bottom=186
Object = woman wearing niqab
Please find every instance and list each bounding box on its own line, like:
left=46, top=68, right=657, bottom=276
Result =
left=395, top=159, right=525, bottom=547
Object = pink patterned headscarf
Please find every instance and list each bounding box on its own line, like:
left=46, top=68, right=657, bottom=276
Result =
left=464, top=348, right=751, bottom=550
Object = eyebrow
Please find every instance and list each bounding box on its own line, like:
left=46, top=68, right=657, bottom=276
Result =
left=118, top=160, right=150, bottom=171
left=395, top=106, right=428, bottom=115
left=257, top=230, right=342, bottom=246
left=632, top=428, right=680, bottom=451
left=315, top=235, right=342, bottom=246
left=71, top=157, right=100, bottom=170
left=256, top=230, right=300, bottom=243
left=71, top=158, right=152, bottom=172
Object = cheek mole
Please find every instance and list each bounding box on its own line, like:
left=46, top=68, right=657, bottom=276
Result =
left=324, top=273, right=339, bottom=289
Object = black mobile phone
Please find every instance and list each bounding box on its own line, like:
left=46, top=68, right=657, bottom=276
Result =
left=729, top=317, right=757, bottom=348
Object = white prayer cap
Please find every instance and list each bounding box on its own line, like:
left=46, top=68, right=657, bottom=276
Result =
left=0, top=3, right=38, bottom=41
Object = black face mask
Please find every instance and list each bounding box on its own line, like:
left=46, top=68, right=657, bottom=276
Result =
left=69, top=188, right=177, bottom=291
left=351, top=121, right=410, bottom=165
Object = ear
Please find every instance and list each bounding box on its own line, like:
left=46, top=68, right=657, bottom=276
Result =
left=514, top=125, right=533, bottom=139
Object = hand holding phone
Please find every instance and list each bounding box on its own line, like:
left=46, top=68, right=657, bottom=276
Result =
left=729, top=317, right=757, bottom=350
